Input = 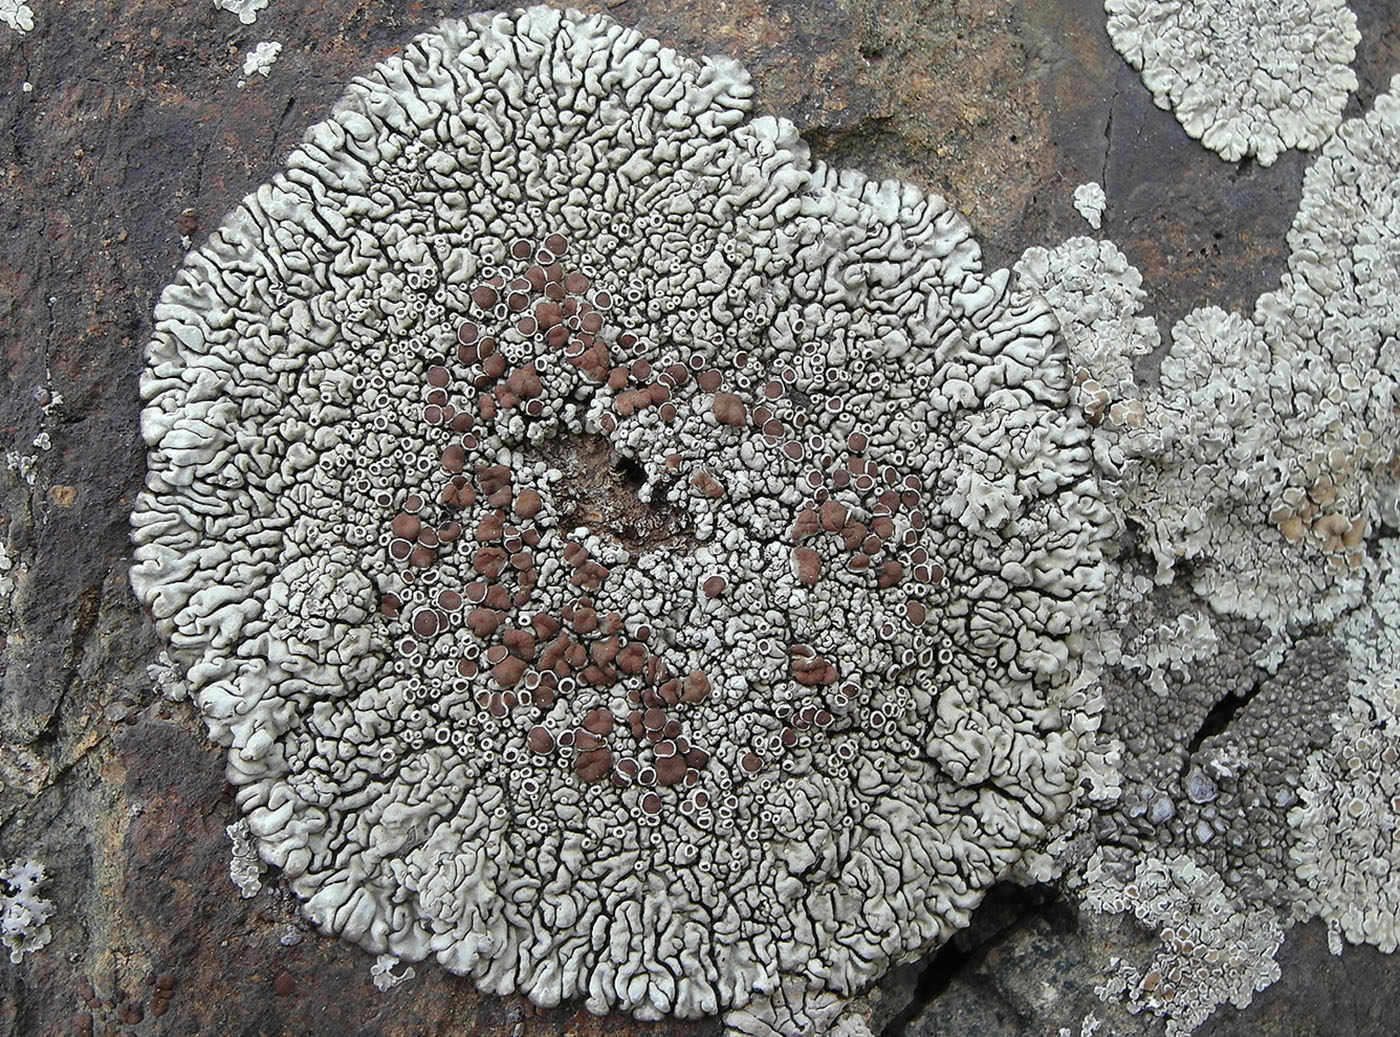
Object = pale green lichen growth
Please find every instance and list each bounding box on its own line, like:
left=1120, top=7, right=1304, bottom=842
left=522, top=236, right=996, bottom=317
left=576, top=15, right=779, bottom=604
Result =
left=1019, top=76, right=1400, bottom=631
left=1291, top=537, right=1400, bottom=954
left=1104, top=0, right=1360, bottom=165
left=1016, top=71, right=1400, bottom=1037
left=1084, top=850, right=1284, bottom=1036
left=1014, top=236, right=1156, bottom=428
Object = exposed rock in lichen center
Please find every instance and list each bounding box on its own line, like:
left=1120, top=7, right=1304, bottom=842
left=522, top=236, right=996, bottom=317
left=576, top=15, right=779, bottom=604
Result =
left=546, top=435, right=693, bottom=552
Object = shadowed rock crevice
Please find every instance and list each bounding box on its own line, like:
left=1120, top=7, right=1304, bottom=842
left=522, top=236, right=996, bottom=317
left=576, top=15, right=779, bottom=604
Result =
left=1182, top=666, right=1265, bottom=760
left=881, top=882, right=1074, bottom=1036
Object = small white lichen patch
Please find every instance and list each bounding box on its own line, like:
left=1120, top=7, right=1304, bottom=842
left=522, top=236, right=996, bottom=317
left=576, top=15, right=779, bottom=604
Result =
left=1058, top=1013, right=1102, bottom=1037
left=0, top=0, right=34, bottom=34
left=5, top=451, right=37, bottom=486
left=0, top=543, right=18, bottom=602
left=242, top=41, right=281, bottom=79
left=1, top=858, right=54, bottom=963
left=370, top=953, right=416, bottom=991
left=1103, top=0, right=1360, bottom=165
left=37, top=380, right=61, bottom=416
left=1083, top=850, right=1283, bottom=1035
left=225, top=819, right=263, bottom=898
left=1073, top=182, right=1106, bottom=229
left=215, top=0, right=266, bottom=25
left=5, top=376, right=63, bottom=486
left=147, top=650, right=189, bottom=701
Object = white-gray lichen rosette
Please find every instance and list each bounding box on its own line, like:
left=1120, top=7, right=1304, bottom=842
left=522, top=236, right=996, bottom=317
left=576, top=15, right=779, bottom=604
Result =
left=131, top=6, right=1108, bottom=1021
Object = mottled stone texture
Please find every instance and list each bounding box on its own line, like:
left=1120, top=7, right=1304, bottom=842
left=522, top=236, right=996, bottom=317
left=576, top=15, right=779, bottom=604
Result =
left=0, top=1, right=1396, bottom=1035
